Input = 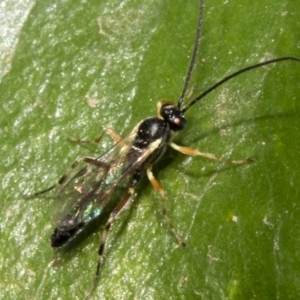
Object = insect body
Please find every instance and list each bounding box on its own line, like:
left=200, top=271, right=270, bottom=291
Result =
left=24, top=0, right=300, bottom=299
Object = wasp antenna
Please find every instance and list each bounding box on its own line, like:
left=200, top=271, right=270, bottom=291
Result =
left=181, top=56, right=300, bottom=113
left=177, top=0, right=204, bottom=109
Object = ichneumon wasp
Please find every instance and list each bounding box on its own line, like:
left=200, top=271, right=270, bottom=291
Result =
left=24, top=0, right=300, bottom=299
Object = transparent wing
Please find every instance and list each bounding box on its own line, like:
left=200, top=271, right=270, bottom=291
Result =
left=52, top=125, right=152, bottom=230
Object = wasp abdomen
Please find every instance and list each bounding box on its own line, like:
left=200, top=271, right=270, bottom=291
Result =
left=51, top=224, right=84, bottom=248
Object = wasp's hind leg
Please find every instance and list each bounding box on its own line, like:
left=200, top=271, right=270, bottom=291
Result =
left=23, top=156, right=110, bottom=199
left=169, top=142, right=253, bottom=164
left=146, top=166, right=187, bottom=248
left=85, top=183, right=138, bottom=300
left=68, top=128, right=122, bottom=145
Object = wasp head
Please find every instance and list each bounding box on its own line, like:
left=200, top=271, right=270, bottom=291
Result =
left=158, top=101, right=187, bottom=132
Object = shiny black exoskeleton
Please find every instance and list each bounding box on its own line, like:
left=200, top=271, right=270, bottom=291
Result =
left=50, top=102, right=188, bottom=248
left=129, top=102, right=188, bottom=174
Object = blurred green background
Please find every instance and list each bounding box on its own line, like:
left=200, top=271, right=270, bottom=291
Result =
left=1, top=0, right=300, bottom=299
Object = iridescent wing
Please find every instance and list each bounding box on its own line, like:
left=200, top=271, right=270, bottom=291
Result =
left=51, top=124, right=153, bottom=230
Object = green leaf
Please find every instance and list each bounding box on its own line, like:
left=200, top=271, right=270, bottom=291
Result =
left=1, top=0, right=300, bottom=299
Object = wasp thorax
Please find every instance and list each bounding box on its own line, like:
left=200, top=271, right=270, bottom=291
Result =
left=134, top=118, right=169, bottom=149
left=160, top=104, right=187, bottom=131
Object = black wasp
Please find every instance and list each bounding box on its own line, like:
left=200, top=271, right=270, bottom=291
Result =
left=24, top=0, right=300, bottom=299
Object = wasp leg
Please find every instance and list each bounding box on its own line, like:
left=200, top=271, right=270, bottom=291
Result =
left=68, top=128, right=122, bottom=145
left=146, top=167, right=187, bottom=248
left=23, top=156, right=110, bottom=199
left=85, top=186, right=136, bottom=300
left=169, top=142, right=253, bottom=164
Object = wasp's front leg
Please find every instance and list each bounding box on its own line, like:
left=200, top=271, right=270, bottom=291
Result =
left=169, top=142, right=253, bottom=164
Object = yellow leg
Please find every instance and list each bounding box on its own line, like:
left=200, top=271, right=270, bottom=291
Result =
left=68, top=128, right=122, bottom=145
left=146, top=166, right=186, bottom=248
left=169, top=142, right=253, bottom=164
left=147, top=168, right=165, bottom=197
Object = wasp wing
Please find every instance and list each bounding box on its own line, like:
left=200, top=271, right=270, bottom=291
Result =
left=52, top=125, right=153, bottom=230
